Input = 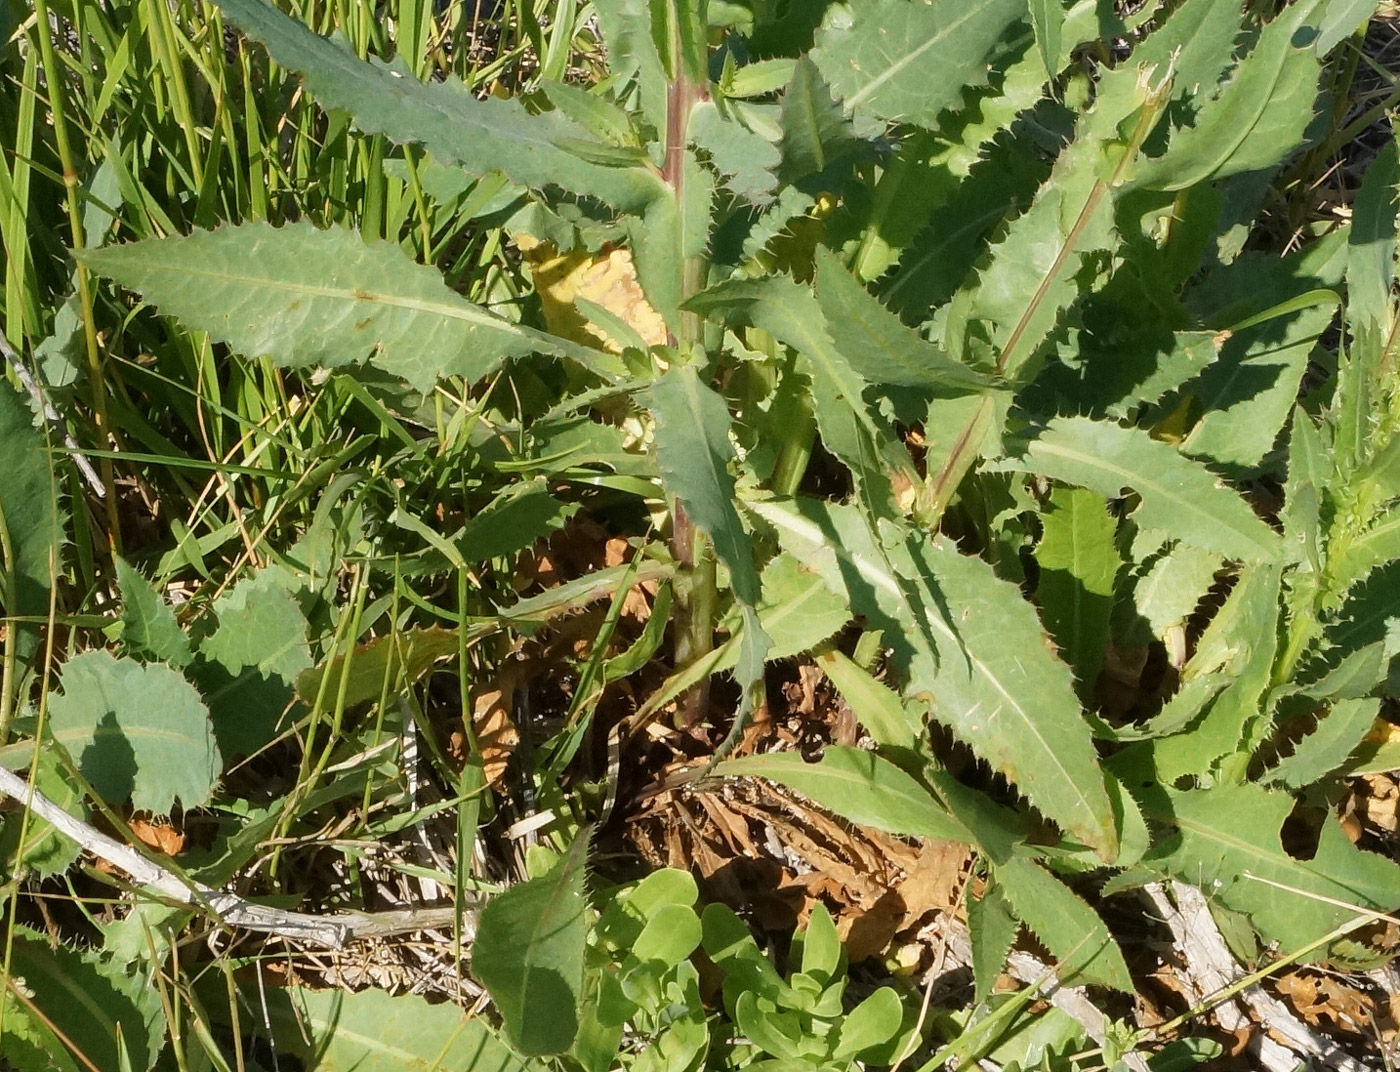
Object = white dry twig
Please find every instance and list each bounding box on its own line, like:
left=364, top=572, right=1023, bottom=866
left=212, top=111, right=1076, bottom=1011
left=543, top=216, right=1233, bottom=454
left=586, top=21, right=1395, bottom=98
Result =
left=1141, top=880, right=1372, bottom=1072
left=0, top=765, right=474, bottom=949
left=929, top=914, right=1153, bottom=1072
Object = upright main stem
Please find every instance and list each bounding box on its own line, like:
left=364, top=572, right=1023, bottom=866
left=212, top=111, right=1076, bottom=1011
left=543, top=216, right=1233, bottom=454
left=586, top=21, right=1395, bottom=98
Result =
left=662, top=60, right=717, bottom=727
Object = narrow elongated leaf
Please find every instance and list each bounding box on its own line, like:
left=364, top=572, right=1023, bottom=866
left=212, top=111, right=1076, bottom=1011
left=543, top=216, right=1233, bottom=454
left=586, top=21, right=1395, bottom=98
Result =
left=1266, top=697, right=1381, bottom=789
left=1337, top=139, right=1399, bottom=475
left=1147, top=782, right=1400, bottom=953
left=994, top=854, right=1133, bottom=991
left=259, top=985, right=532, bottom=1071
left=714, top=746, right=967, bottom=843
left=1133, top=0, right=1327, bottom=191
left=967, top=881, right=1019, bottom=1004
left=915, top=535, right=1117, bottom=859
left=48, top=650, right=220, bottom=813
left=0, top=381, right=61, bottom=657
left=810, top=0, right=1026, bottom=127
left=812, top=246, right=991, bottom=391
left=997, top=417, right=1281, bottom=563
left=1345, top=138, right=1398, bottom=335
left=212, top=0, right=662, bottom=212
left=81, top=223, right=609, bottom=392
left=815, top=648, right=918, bottom=750
left=474, top=829, right=591, bottom=1055
left=1281, top=407, right=1327, bottom=572
left=1034, top=487, right=1119, bottom=696
left=1028, top=0, right=1063, bottom=81
left=968, top=62, right=1169, bottom=378
left=650, top=366, right=771, bottom=690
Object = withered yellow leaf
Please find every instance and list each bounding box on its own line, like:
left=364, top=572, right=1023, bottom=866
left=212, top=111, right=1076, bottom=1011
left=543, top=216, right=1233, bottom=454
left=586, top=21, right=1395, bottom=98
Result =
left=517, top=235, right=667, bottom=352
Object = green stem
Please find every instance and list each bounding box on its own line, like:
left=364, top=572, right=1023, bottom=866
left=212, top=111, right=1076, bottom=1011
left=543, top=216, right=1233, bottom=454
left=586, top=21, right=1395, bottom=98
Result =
left=31, top=0, right=122, bottom=553
left=661, top=28, right=716, bottom=726
left=924, top=80, right=1170, bottom=527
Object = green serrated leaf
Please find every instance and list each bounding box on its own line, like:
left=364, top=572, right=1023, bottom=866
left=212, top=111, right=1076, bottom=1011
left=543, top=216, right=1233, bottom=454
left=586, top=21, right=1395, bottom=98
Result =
left=916, top=533, right=1117, bottom=859
left=776, top=56, right=864, bottom=185
left=474, top=829, right=591, bottom=1055
left=211, top=0, right=663, bottom=212
left=1326, top=501, right=1400, bottom=600
left=968, top=60, right=1169, bottom=379
left=5, top=928, right=164, bottom=1072
left=1133, top=0, right=1327, bottom=191
left=1181, top=302, right=1336, bottom=469
left=0, top=380, right=62, bottom=658
left=650, top=365, right=771, bottom=695
left=80, top=222, right=612, bottom=393
left=714, top=745, right=966, bottom=843
left=0, top=1004, right=82, bottom=1072
left=1146, top=782, right=1400, bottom=953
left=1336, top=138, right=1399, bottom=477
left=995, top=854, right=1133, bottom=990
left=1148, top=563, right=1281, bottom=783
left=1036, top=330, right=1223, bottom=422
left=48, top=650, right=220, bottom=813
left=201, top=568, right=311, bottom=684
left=115, top=558, right=190, bottom=668
left=258, top=984, right=532, bottom=1071
left=593, top=0, right=668, bottom=135
left=812, top=246, right=992, bottom=392
left=689, top=274, right=928, bottom=515
left=629, top=151, right=714, bottom=327
left=751, top=497, right=1116, bottom=856
left=1317, top=0, right=1377, bottom=53
left=1034, top=487, right=1119, bottom=697
left=997, top=417, right=1281, bottom=563
left=810, top=0, right=1026, bottom=128
left=882, top=133, right=1045, bottom=320
left=967, top=879, right=1019, bottom=1004
left=748, top=497, right=941, bottom=693
left=1266, top=697, right=1381, bottom=789
left=1131, top=543, right=1223, bottom=643
left=755, top=553, right=851, bottom=659
left=688, top=99, right=780, bottom=205
left=1028, top=0, right=1063, bottom=82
